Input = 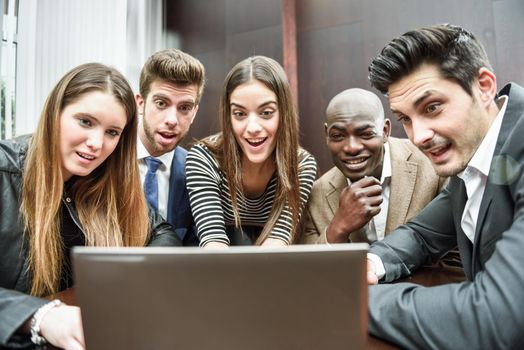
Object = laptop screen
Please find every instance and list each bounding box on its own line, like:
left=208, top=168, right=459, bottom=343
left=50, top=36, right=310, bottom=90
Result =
left=73, top=244, right=368, bottom=350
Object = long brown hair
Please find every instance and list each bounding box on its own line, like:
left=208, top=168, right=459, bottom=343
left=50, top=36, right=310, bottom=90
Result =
left=21, top=63, right=149, bottom=296
left=203, top=56, right=302, bottom=244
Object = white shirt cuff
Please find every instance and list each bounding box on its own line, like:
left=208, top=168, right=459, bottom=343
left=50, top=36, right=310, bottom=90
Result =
left=367, top=253, right=386, bottom=280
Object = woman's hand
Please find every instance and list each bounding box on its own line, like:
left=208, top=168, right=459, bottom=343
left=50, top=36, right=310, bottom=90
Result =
left=261, top=237, right=287, bottom=247
left=203, top=241, right=229, bottom=249
left=39, top=304, right=85, bottom=350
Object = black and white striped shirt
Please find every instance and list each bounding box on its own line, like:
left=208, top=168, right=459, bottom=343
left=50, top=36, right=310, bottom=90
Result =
left=186, top=143, right=317, bottom=246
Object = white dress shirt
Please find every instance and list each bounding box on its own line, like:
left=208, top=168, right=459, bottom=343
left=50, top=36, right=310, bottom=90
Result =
left=458, top=96, right=508, bottom=242
left=369, top=95, right=509, bottom=279
left=137, top=138, right=175, bottom=220
left=347, top=142, right=392, bottom=242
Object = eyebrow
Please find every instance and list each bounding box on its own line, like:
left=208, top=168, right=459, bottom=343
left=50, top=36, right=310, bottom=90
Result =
left=76, top=113, right=124, bottom=131
left=390, top=90, right=434, bottom=114
left=110, top=124, right=124, bottom=131
left=354, top=123, right=376, bottom=132
left=413, top=90, right=433, bottom=108
left=327, top=124, right=345, bottom=132
left=152, top=93, right=196, bottom=105
left=327, top=123, right=375, bottom=132
left=230, top=101, right=277, bottom=109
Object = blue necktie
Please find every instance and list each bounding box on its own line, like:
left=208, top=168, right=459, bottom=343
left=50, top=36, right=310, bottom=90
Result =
left=144, top=156, right=163, bottom=212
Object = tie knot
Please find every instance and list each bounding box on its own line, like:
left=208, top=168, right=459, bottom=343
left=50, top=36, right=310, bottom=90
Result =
left=145, top=156, right=162, bottom=173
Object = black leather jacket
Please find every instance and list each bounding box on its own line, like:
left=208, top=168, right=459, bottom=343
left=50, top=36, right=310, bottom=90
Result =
left=0, top=136, right=182, bottom=347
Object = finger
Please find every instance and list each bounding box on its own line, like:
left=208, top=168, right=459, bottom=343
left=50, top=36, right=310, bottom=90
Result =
left=346, top=185, right=382, bottom=200
left=365, top=206, right=381, bottom=217
left=365, top=195, right=384, bottom=206
left=352, top=176, right=381, bottom=188
left=366, top=259, right=379, bottom=285
left=358, top=184, right=383, bottom=196
left=64, top=338, right=85, bottom=350
left=367, top=271, right=379, bottom=285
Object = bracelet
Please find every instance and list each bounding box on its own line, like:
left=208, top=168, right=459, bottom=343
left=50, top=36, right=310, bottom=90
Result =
left=30, top=299, right=62, bottom=345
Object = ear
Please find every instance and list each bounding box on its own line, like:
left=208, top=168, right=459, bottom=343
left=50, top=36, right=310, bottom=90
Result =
left=190, top=105, right=199, bottom=125
left=135, top=94, right=145, bottom=115
left=476, top=67, right=497, bottom=107
left=382, top=119, right=391, bottom=143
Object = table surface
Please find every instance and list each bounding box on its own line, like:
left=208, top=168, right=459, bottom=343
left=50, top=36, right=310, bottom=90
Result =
left=44, top=263, right=465, bottom=350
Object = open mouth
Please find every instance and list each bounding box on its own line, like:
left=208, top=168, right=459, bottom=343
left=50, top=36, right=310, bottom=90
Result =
left=344, top=157, right=367, bottom=165
left=426, top=142, right=452, bottom=163
left=77, top=152, right=95, bottom=160
left=342, top=156, right=368, bottom=171
left=159, top=131, right=176, bottom=140
left=429, top=144, right=450, bottom=156
left=246, top=137, right=267, bottom=147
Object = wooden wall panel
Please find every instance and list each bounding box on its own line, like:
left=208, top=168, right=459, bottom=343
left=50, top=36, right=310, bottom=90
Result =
left=297, top=22, right=368, bottom=173
left=165, top=0, right=283, bottom=147
left=164, top=0, right=524, bottom=174
left=296, top=0, right=524, bottom=174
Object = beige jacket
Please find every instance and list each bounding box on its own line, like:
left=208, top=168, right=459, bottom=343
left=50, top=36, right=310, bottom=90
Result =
left=301, top=137, right=447, bottom=244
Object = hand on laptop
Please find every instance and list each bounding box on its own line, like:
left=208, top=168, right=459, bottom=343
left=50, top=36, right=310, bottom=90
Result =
left=203, top=241, right=229, bottom=249
left=261, top=237, right=287, bottom=247
left=367, top=258, right=379, bottom=285
left=40, top=304, right=85, bottom=350
left=326, top=177, right=383, bottom=243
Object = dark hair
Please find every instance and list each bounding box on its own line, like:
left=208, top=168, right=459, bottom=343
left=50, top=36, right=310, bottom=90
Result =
left=368, top=24, right=493, bottom=95
left=139, top=48, right=206, bottom=103
left=203, top=55, right=302, bottom=244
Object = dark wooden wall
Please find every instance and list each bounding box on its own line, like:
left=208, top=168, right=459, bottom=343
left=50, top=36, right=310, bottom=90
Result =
left=165, top=0, right=524, bottom=174
left=165, top=0, right=284, bottom=147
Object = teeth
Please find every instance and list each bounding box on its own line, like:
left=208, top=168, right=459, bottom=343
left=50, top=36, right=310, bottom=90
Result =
left=248, top=138, right=265, bottom=143
left=429, top=145, right=448, bottom=155
left=344, top=158, right=366, bottom=165
left=78, top=152, right=94, bottom=160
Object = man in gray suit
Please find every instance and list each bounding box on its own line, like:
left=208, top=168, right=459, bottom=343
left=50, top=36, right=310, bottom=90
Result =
left=366, top=24, right=524, bottom=349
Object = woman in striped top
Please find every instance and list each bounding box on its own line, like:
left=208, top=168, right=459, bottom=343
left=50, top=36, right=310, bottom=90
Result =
left=186, top=56, right=317, bottom=247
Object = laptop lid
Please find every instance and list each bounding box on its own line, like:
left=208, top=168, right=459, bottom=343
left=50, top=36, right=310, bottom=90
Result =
left=73, top=244, right=368, bottom=350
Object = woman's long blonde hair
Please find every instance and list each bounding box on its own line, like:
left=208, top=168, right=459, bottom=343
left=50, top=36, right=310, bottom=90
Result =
left=21, top=63, right=149, bottom=297
left=203, top=56, right=302, bottom=244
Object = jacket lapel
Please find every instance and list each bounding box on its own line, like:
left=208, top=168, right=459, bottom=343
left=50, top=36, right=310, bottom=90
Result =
left=327, top=168, right=347, bottom=216
left=386, top=139, right=418, bottom=233
left=471, top=84, right=521, bottom=272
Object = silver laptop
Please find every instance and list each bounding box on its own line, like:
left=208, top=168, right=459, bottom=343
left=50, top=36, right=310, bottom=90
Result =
left=73, top=244, right=368, bottom=350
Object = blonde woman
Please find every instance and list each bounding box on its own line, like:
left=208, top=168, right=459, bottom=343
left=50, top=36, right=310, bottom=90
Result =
left=0, top=63, right=180, bottom=349
left=186, top=56, right=317, bottom=247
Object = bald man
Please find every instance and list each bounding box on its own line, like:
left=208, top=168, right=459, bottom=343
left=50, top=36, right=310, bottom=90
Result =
left=302, top=88, right=447, bottom=244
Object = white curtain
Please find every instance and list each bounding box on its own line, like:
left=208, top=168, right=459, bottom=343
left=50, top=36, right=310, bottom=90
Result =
left=15, top=0, right=164, bottom=135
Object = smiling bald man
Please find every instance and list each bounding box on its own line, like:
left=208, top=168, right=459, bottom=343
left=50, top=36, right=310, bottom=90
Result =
left=301, top=88, right=447, bottom=244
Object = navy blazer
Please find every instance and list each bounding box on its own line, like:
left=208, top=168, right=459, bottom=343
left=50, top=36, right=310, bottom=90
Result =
left=368, top=83, right=524, bottom=349
left=167, top=146, right=199, bottom=246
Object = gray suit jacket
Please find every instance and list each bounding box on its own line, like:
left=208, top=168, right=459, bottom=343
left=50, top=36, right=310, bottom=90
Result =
left=301, top=137, right=446, bottom=243
left=368, top=83, right=524, bottom=349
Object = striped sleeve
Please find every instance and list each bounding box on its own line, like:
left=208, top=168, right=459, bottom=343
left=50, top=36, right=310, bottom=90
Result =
left=268, top=149, right=318, bottom=243
left=185, top=144, right=230, bottom=246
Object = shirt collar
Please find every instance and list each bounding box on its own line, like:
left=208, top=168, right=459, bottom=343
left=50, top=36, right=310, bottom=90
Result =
left=380, top=141, right=391, bottom=184
left=137, top=135, right=175, bottom=169
left=459, top=95, right=508, bottom=179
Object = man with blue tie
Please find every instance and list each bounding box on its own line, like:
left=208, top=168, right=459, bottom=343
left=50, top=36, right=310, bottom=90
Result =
left=136, top=49, right=205, bottom=245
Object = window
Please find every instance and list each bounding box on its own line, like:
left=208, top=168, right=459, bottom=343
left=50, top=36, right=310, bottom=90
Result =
left=0, top=0, right=17, bottom=139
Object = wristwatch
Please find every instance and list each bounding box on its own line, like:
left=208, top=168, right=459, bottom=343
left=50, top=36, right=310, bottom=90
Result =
left=30, top=299, right=62, bottom=345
